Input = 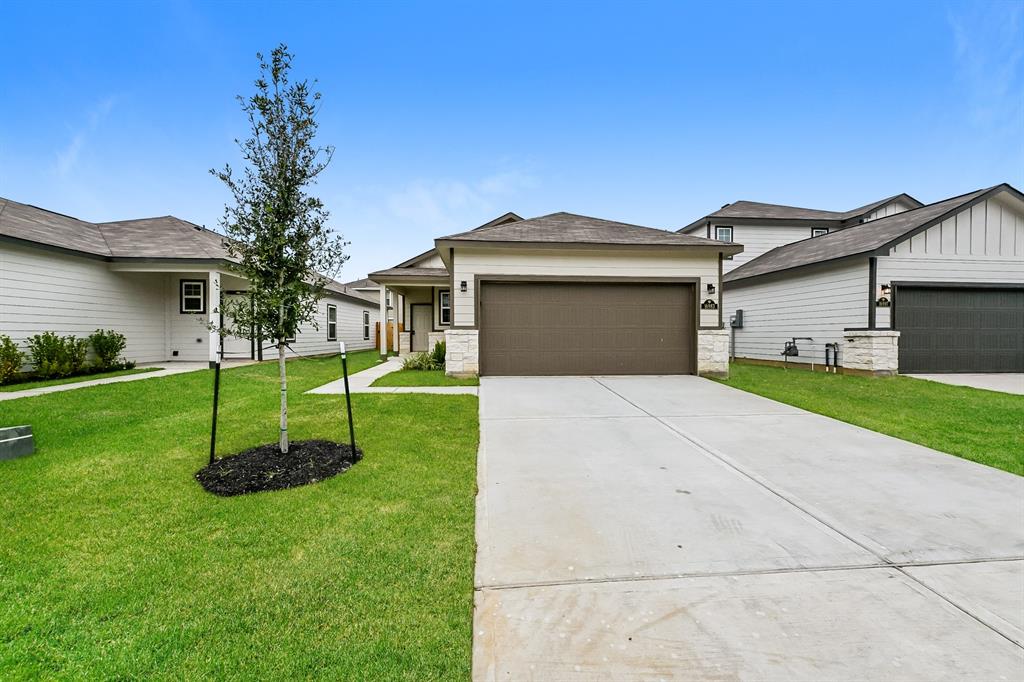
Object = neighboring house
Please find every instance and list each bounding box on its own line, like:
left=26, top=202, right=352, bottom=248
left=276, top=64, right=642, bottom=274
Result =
left=369, top=211, right=740, bottom=377
left=341, top=276, right=403, bottom=327
left=679, top=193, right=923, bottom=272
left=0, top=198, right=379, bottom=367
left=705, top=184, right=1024, bottom=374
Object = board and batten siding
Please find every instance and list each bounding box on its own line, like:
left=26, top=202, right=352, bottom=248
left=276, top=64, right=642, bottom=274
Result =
left=724, top=260, right=869, bottom=365
left=712, top=224, right=820, bottom=273
left=451, top=247, right=722, bottom=328
left=1, top=242, right=169, bottom=363
left=875, top=195, right=1024, bottom=328
left=864, top=198, right=916, bottom=223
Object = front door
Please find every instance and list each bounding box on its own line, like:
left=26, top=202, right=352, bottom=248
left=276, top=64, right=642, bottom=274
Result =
left=411, top=304, right=433, bottom=352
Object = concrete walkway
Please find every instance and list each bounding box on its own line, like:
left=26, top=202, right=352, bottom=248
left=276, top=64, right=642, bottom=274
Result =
left=473, top=375, right=1024, bottom=680
left=306, top=356, right=479, bottom=395
left=907, top=372, right=1024, bottom=395
left=0, top=361, right=253, bottom=401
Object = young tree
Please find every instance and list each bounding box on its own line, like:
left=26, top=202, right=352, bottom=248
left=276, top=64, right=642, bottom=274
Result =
left=213, top=44, right=347, bottom=454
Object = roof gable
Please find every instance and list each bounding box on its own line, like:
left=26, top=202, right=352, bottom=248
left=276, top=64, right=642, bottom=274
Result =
left=724, top=185, right=1016, bottom=285
left=439, top=211, right=738, bottom=249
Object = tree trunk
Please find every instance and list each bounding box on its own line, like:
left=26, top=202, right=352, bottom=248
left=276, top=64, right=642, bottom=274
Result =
left=278, top=341, right=289, bottom=454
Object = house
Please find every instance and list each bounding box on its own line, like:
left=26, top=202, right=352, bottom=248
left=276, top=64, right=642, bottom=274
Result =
left=680, top=184, right=1024, bottom=374
left=369, top=211, right=740, bottom=377
left=0, top=198, right=380, bottom=367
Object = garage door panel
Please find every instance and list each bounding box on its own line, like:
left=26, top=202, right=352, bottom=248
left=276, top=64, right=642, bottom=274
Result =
left=896, top=286, right=1024, bottom=373
left=480, top=282, right=695, bottom=376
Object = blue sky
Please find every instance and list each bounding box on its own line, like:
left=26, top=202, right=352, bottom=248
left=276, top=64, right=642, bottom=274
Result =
left=1, top=0, right=1021, bottom=280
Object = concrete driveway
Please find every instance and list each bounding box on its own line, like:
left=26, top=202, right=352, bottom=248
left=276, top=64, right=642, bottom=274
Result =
left=906, top=373, right=1024, bottom=395
left=473, top=376, right=1024, bottom=680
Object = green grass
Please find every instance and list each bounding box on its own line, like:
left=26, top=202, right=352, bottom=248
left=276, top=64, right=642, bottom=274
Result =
left=0, top=367, right=160, bottom=392
left=371, top=369, right=479, bottom=387
left=0, top=350, right=479, bottom=679
left=717, top=362, right=1024, bottom=476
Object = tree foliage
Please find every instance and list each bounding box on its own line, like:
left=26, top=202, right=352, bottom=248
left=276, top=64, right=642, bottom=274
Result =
left=212, top=44, right=346, bottom=453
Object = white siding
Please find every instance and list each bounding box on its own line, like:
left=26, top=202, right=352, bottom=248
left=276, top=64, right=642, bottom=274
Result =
left=451, top=247, right=722, bottom=328
left=166, top=272, right=215, bottom=361
left=711, top=223, right=819, bottom=273
left=286, top=294, right=378, bottom=356
left=724, top=260, right=870, bottom=366
left=0, top=243, right=168, bottom=363
left=876, top=195, right=1024, bottom=328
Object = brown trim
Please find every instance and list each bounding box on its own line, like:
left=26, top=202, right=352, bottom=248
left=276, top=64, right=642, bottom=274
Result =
left=436, top=287, right=452, bottom=327
left=717, top=253, right=724, bottom=328
left=435, top=238, right=742, bottom=256
left=474, top=275, right=701, bottom=376
left=732, top=357, right=895, bottom=377
left=867, top=256, right=877, bottom=329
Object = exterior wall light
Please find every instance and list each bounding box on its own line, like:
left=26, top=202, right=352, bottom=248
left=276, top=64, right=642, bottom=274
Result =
left=460, top=280, right=468, bottom=292
left=706, top=283, right=716, bottom=294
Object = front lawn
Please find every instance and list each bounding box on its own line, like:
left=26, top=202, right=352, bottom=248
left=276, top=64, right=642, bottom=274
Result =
left=372, top=369, right=479, bottom=387
left=717, top=362, right=1024, bottom=476
left=0, top=366, right=160, bottom=392
left=0, top=350, right=478, bottom=679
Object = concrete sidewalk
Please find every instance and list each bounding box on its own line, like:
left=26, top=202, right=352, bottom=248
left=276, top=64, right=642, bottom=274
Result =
left=0, top=361, right=254, bottom=401
left=307, top=356, right=478, bottom=395
left=473, top=375, right=1024, bottom=680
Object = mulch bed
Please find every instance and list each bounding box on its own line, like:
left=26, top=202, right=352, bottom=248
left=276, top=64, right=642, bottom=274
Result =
left=196, top=439, right=362, bottom=497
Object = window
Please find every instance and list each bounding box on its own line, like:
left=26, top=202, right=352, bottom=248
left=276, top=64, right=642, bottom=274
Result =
left=715, top=226, right=733, bottom=243
left=180, top=279, right=205, bottom=314
left=439, top=289, right=451, bottom=326
left=362, top=311, right=370, bottom=340
left=327, top=304, right=337, bottom=341
left=811, top=227, right=829, bottom=237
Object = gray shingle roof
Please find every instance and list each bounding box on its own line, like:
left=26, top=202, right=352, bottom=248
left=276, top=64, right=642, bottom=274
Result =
left=0, top=197, right=233, bottom=261
left=367, top=267, right=449, bottom=279
left=0, top=198, right=111, bottom=256
left=97, top=216, right=233, bottom=259
left=439, top=211, right=738, bottom=249
left=724, top=186, right=1003, bottom=284
left=680, top=193, right=923, bottom=232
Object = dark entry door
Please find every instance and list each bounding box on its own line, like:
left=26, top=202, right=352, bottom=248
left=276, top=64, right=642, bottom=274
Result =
left=479, top=281, right=695, bottom=376
left=895, top=285, right=1024, bottom=373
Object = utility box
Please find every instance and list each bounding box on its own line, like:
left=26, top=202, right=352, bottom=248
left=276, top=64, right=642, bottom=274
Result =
left=730, top=309, right=744, bottom=328
left=0, top=425, right=34, bottom=461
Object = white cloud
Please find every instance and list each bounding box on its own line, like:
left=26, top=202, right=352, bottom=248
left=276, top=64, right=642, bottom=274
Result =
left=947, top=3, right=1023, bottom=133
left=54, top=96, right=117, bottom=177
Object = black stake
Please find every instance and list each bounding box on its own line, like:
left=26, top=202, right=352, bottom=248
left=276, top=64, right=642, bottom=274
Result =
left=339, top=342, right=357, bottom=458
left=209, top=357, right=221, bottom=465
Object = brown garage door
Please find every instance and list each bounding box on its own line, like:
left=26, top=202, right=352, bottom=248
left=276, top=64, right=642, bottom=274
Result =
left=479, top=281, right=695, bottom=376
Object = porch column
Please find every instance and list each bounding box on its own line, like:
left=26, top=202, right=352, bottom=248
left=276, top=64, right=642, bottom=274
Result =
left=379, top=285, right=388, bottom=358
left=208, top=270, right=221, bottom=367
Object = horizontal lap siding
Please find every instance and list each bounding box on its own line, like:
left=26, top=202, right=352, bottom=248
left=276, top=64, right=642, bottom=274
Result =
left=1, top=243, right=167, bottom=363
left=724, top=260, right=869, bottom=365
left=285, top=295, right=378, bottom=357
left=714, top=225, right=817, bottom=273
left=453, top=248, right=720, bottom=328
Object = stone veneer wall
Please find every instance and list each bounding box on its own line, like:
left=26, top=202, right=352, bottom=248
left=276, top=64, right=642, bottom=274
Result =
left=841, top=330, right=900, bottom=375
left=444, top=329, right=479, bottom=377
left=697, top=328, right=729, bottom=378
left=397, top=331, right=411, bottom=356
left=427, top=331, right=446, bottom=351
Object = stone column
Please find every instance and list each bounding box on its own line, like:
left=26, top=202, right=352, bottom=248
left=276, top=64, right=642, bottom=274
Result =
left=841, top=330, right=900, bottom=375
left=444, top=329, right=479, bottom=378
left=696, top=328, right=729, bottom=378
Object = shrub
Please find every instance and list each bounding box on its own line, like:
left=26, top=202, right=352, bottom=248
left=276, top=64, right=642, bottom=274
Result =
left=26, top=332, right=89, bottom=379
left=429, top=340, right=446, bottom=369
left=89, top=329, right=128, bottom=370
left=0, top=335, right=24, bottom=385
left=401, top=341, right=448, bottom=371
